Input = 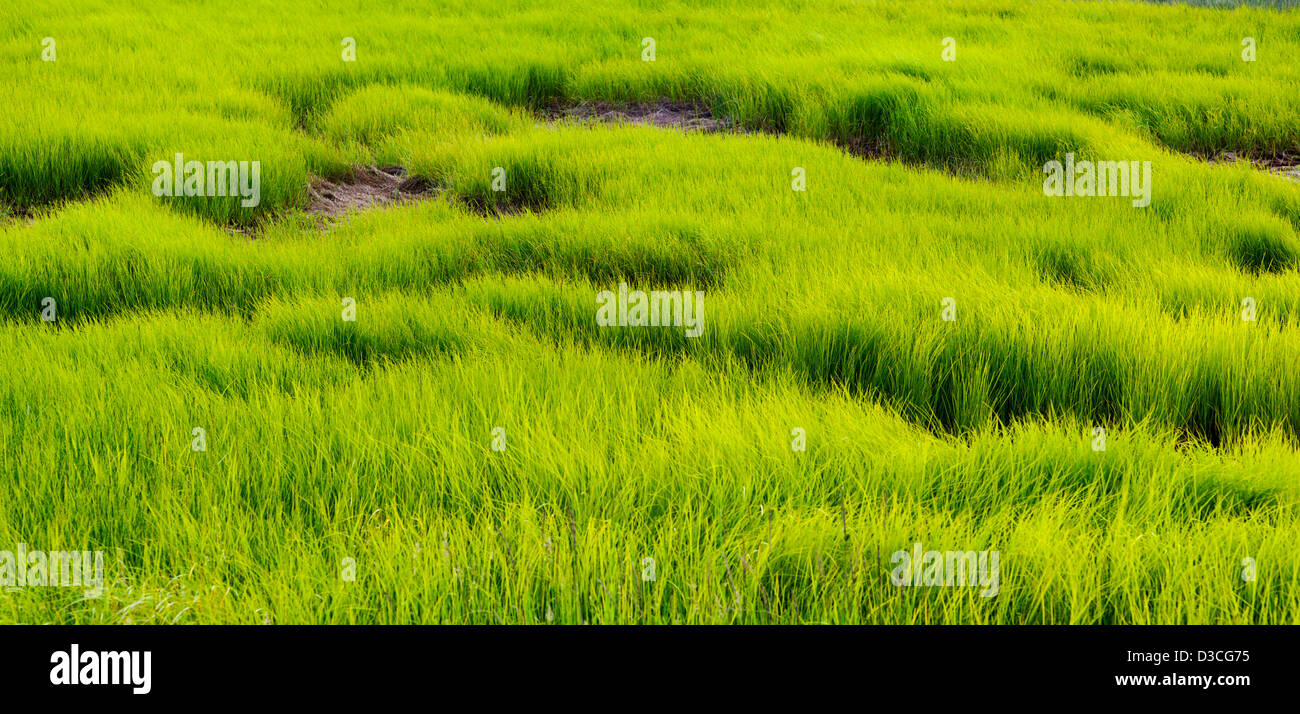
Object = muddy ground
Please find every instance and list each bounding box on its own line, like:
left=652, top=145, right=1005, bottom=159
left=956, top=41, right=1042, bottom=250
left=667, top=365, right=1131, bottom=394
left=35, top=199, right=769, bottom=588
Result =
left=306, top=165, right=438, bottom=217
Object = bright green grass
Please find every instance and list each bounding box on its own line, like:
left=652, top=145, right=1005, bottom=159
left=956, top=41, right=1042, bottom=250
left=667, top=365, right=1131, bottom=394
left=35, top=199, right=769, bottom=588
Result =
left=1, top=0, right=1298, bottom=623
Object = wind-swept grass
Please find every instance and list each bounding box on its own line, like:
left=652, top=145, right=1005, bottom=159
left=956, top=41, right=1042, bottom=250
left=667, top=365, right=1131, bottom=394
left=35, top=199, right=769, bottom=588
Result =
left=3, top=0, right=1299, bottom=220
left=1, top=0, right=1298, bottom=624
left=0, top=306, right=1297, bottom=623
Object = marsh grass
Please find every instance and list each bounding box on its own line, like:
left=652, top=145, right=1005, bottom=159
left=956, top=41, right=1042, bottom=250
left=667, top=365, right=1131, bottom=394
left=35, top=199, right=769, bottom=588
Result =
left=1, top=0, right=1298, bottom=623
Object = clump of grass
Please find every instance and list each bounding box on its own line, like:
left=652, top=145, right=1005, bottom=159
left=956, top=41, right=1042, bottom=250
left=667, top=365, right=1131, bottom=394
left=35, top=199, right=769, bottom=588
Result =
left=1034, top=241, right=1109, bottom=291
left=1226, top=214, right=1299, bottom=274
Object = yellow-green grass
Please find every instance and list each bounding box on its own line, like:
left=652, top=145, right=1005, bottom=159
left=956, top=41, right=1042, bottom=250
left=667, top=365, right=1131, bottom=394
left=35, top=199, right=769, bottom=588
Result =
left=1, top=0, right=1298, bottom=623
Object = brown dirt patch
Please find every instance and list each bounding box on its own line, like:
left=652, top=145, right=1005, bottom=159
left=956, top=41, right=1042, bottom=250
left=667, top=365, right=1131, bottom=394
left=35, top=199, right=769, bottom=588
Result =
left=540, top=100, right=739, bottom=133
left=540, top=99, right=904, bottom=168
left=539, top=99, right=912, bottom=168
left=307, top=165, right=439, bottom=217
left=1209, top=150, right=1300, bottom=182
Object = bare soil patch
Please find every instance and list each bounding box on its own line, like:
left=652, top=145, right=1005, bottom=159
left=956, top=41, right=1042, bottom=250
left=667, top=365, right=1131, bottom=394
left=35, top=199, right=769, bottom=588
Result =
left=539, top=99, right=901, bottom=166
left=541, top=100, right=739, bottom=133
left=1209, top=150, right=1300, bottom=182
left=306, top=165, right=439, bottom=217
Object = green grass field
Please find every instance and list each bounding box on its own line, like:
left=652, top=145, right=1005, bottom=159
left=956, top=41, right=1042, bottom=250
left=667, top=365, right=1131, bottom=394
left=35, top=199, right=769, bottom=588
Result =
left=2, top=0, right=1299, bottom=624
